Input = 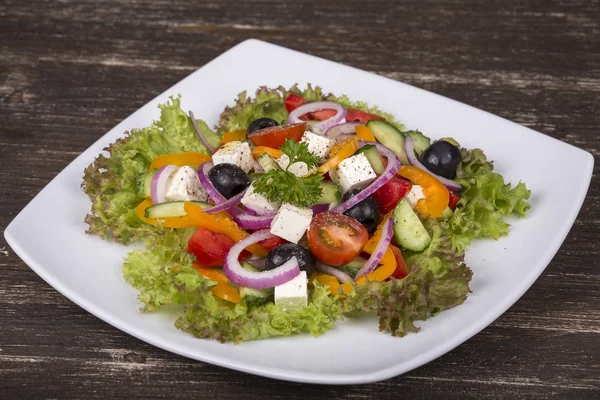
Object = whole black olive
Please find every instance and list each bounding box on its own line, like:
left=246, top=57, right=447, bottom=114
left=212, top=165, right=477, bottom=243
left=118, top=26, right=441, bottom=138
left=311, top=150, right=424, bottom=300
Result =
left=342, top=189, right=381, bottom=233
left=265, top=243, right=316, bottom=276
left=207, top=163, right=251, bottom=199
left=246, top=118, right=279, bottom=135
left=418, top=140, right=462, bottom=179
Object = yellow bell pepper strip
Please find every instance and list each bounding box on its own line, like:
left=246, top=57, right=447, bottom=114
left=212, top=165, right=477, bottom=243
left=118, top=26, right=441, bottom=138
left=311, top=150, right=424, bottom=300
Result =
left=355, top=125, right=376, bottom=142
left=148, top=152, right=212, bottom=171
left=251, top=146, right=284, bottom=159
left=194, top=266, right=229, bottom=284
left=397, top=166, right=449, bottom=218
left=134, top=201, right=267, bottom=256
left=194, top=266, right=241, bottom=304
left=317, top=136, right=359, bottom=174
left=221, top=130, right=246, bottom=144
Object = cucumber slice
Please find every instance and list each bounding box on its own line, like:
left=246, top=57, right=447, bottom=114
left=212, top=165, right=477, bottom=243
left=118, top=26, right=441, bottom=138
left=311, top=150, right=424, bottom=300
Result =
left=405, top=130, right=431, bottom=156
left=145, top=201, right=210, bottom=218
left=316, top=181, right=342, bottom=204
left=367, top=120, right=409, bottom=165
left=139, top=170, right=157, bottom=198
left=240, top=262, right=274, bottom=306
left=355, top=144, right=385, bottom=174
left=257, top=153, right=282, bottom=173
left=180, top=227, right=197, bottom=243
left=392, top=198, right=432, bottom=252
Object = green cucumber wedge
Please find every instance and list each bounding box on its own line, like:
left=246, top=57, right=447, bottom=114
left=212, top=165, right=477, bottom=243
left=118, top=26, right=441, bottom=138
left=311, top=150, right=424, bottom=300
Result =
left=392, top=198, right=432, bottom=252
left=145, top=201, right=211, bottom=218
left=367, top=120, right=409, bottom=165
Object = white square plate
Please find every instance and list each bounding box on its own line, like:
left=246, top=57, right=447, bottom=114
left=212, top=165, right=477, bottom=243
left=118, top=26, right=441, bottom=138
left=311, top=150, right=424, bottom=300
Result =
left=5, top=39, right=594, bottom=384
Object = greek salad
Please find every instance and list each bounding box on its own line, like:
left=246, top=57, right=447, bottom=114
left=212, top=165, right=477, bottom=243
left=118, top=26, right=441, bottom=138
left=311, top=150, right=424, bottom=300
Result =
left=82, top=85, right=531, bottom=343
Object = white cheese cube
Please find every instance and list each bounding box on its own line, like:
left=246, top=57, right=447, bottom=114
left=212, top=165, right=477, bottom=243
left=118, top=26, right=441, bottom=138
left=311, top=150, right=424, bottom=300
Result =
left=276, top=154, right=316, bottom=177
left=211, top=141, right=254, bottom=173
left=164, top=166, right=208, bottom=202
left=269, top=203, right=313, bottom=243
left=275, top=270, right=308, bottom=310
left=405, top=184, right=425, bottom=209
left=300, top=131, right=336, bottom=161
left=336, top=153, right=377, bottom=193
left=240, top=183, right=280, bottom=213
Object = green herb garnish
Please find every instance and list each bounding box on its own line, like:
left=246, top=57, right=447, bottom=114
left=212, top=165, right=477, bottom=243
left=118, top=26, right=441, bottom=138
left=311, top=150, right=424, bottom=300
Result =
left=252, top=140, right=323, bottom=208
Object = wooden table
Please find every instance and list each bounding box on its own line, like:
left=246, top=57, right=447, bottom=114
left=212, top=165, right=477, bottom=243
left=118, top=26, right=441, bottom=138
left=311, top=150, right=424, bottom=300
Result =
left=1, top=0, right=599, bottom=398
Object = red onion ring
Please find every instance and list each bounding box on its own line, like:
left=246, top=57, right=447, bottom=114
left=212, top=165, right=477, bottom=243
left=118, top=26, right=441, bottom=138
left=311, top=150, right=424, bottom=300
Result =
left=197, top=162, right=243, bottom=216
left=243, top=202, right=278, bottom=217
left=151, top=165, right=178, bottom=204
left=355, top=216, right=394, bottom=279
left=234, top=213, right=274, bottom=230
left=311, top=204, right=329, bottom=214
left=189, top=110, right=216, bottom=153
left=288, top=101, right=347, bottom=135
left=223, top=230, right=301, bottom=289
left=315, top=261, right=353, bottom=284
left=404, top=136, right=462, bottom=192
left=324, top=122, right=364, bottom=139
left=331, top=142, right=401, bottom=214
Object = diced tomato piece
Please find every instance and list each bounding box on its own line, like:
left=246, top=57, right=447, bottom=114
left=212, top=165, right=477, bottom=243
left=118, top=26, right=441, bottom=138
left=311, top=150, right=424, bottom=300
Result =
left=188, top=227, right=248, bottom=268
left=448, top=191, right=461, bottom=209
left=258, top=235, right=288, bottom=252
left=346, top=108, right=385, bottom=123
left=389, top=244, right=409, bottom=279
left=247, top=122, right=307, bottom=148
left=372, top=176, right=413, bottom=214
left=284, top=94, right=306, bottom=113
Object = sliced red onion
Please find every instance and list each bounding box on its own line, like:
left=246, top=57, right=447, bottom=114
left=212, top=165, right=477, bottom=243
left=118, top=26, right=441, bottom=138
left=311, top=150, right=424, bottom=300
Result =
left=151, top=165, right=178, bottom=204
left=324, top=122, right=364, bottom=139
left=288, top=101, right=347, bottom=135
left=197, top=162, right=243, bottom=216
left=331, top=142, right=401, bottom=214
left=189, top=110, right=216, bottom=153
left=315, top=261, right=353, bottom=284
left=243, top=203, right=278, bottom=217
left=404, top=136, right=462, bottom=192
left=311, top=204, right=329, bottom=214
left=223, top=230, right=300, bottom=289
left=355, top=217, right=394, bottom=279
left=234, top=213, right=274, bottom=230
left=246, top=258, right=267, bottom=270
left=242, top=206, right=258, bottom=216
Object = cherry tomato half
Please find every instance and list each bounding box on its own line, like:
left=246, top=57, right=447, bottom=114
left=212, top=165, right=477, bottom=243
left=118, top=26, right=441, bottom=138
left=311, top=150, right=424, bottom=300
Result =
left=247, top=122, right=307, bottom=148
left=258, top=235, right=288, bottom=252
left=389, top=244, right=409, bottom=279
left=448, top=191, right=461, bottom=209
left=284, top=93, right=306, bottom=113
left=345, top=109, right=386, bottom=123
left=372, top=176, right=413, bottom=214
left=188, top=227, right=248, bottom=268
left=307, top=212, right=369, bottom=266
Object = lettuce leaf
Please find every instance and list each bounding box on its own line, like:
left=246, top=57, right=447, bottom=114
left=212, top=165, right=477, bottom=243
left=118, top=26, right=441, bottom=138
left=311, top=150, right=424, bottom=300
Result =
left=82, top=96, right=217, bottom=244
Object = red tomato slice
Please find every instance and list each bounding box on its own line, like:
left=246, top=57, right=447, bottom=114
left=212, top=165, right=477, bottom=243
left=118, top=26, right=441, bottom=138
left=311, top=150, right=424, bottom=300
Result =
left=389, top=244, right=409, bottom=279
left=284, top=93, right=306, bottom=113
left=372, top=176, right=413, bottom=214
left=346, top=108, right=386, bottom=123
left=298, top=109, right=337, bottom=121
left=188, top=227, right=248, bottom=268
left=448, top=191, right=461, bottom=209
left=247, top=122, right=307, bottom=148
left=258, top=235, right=288, bottom=252
left=307, top=212, right=369, bottom=266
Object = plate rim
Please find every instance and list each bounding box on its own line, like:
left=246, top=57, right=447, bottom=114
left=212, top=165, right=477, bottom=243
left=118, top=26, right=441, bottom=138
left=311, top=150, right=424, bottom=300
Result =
left=4, top=38, right=595, bottom=385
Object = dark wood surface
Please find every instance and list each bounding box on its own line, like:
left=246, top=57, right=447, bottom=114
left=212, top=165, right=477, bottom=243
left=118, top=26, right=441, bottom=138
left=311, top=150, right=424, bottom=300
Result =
left=1, top=0, right=599, bottom=398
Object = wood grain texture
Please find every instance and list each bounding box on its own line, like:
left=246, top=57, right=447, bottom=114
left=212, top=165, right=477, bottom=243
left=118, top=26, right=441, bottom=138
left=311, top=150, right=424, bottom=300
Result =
left=1, top=0, right=599, bottom=398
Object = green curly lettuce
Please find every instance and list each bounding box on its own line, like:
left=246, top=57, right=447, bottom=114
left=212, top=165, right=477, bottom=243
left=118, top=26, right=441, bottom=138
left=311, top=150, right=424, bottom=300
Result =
left=82, top=96, right=218, bottom=243
left=218, top=84, right=405, bottom=133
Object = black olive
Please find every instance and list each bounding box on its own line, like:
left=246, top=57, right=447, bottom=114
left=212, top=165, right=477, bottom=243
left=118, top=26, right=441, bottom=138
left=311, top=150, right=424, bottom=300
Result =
left=246, top=118, right=279, bottom=135
left=207, top=163, right=251, bottom=199
left=265, top=243, right=316, bottom=276
left=342, top=189, right=381, bottom=234
left=418, top=140, right=462, bottom=179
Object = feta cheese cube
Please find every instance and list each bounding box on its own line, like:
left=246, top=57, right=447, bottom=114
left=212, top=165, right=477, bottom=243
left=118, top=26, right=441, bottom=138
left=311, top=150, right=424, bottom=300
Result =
left=241, top=183, right=280, bottom=213
left=336, top=153, right=377, bottom=193
left=405, top=184, right=425, bottom=209
left=275, top=271, right=308, bottom=310
left=300, top=131, right=336, bottom=161
left=212, top=141, right=254, bottom=173
left=269, top=203, right=313, bottom=243
left=164, top=166, right=208, bottom=202
left=276, top=154, right=316, bottom=177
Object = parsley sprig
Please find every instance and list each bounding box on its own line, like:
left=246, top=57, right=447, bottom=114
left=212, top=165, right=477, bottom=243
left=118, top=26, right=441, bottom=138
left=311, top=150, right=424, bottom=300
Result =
left=252, top=140, right=323, bottom=208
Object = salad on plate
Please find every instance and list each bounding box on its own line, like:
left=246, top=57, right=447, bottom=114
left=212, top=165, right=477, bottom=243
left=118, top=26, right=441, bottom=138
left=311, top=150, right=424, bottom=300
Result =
left=82, top=85, right=531, bottom=343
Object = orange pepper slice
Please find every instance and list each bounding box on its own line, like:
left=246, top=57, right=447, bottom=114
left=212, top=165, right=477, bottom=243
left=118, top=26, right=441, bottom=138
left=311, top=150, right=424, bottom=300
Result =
left=148, top=152, right=212, bottom=171
left=211, top=283, right=241, bottom=304
left=397, top=166, right=449, bottom=218
left=251, top=146, right=284, bottom=159
left=317, top=136, right=359, bottom=174
left=194, top=266, right=229, bottom=283
left=355, top=125, right=376, bottom=142
left=221, top=130, right=247, bottom=144
left=134, top=201, right=267, bottom=257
